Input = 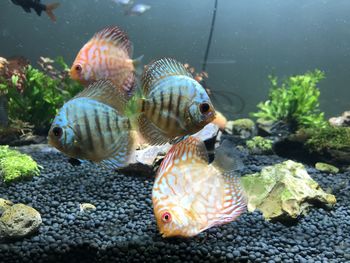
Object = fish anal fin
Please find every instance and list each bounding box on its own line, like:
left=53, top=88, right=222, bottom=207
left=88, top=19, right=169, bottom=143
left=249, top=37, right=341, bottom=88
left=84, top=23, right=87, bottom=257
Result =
left=93, top=26, right=132, bottom=56
left=142, top=58, right=193, bottom=94
left=73, top=79, right=127, bottom=113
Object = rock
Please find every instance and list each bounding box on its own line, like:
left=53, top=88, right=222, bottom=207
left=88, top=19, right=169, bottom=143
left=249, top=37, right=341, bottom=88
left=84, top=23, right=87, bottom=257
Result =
left=315, top=163, right=339, bottom=174
left=241, top=160, right=336, bottom=221
left=117, top=144, right=172, bottom=176
left=225, top=118, right=256, bottom=139
left=0, top=198, right=13, bottom=215
left=0, top=204, right=42, bottom=239
left=329, top=111, right=350, bottom=127
left=80, top=203, right=97, bottom=213
left=246, top=136, right=273, bottom=155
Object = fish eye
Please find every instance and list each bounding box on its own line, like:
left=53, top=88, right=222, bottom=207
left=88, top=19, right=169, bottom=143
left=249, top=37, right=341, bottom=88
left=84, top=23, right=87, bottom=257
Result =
left=199, top=103, right=210, bottom=114
left=161, top=212, right=172, bottom=223
left=75, top=64, right=82, bottom=72
left=52, top=127, right=63, bottom=138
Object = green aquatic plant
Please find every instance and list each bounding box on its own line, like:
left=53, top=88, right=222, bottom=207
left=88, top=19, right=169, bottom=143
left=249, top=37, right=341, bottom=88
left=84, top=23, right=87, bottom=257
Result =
left=5, top=57, right=83, bottom=132
left=252, top=69, right=327, bottom=130
left=0, top=145, right=41, bottom=183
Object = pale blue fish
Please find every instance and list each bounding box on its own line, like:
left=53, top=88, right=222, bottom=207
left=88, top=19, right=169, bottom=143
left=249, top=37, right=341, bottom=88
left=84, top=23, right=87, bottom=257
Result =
left=126, top=3, right=151, bottom=16
left=48, top=80, right=135, bottom=169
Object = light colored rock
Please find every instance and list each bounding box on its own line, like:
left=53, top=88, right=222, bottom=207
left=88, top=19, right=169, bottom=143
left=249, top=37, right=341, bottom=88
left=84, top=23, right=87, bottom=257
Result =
left=315, top=162, right=339, bottom=174
left=192, top=123, right=219, bottom=142
left=0, top=204, right=42, bottom=239
left=0, top=198, right=13, bottom=215
left=329, top=111, right=350, bottom=127
left=241, top=160, right=336, bottom=221
left=79, top=203, right=96, bottom=213
left=225, top=118, right=256, bottom=139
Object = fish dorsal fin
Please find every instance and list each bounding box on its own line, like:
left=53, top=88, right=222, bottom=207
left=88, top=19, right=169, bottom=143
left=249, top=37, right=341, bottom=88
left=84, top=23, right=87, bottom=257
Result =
left=93, top=26, right=132, bottom=56
left=137, top=114, right=170, bottom=145
left=141, top=58, right=193, bottom=94
left=73, top=79, right=127, bottom=113
left=158, top=136, right=208, bottom=175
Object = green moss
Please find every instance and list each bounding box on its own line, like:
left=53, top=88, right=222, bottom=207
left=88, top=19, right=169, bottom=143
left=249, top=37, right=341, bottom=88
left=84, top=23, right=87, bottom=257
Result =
left=0, top=146, right=40, bottom=183
left=246, top=136, right=273, bottom=154
left=315, top=162, right=339, bottom=174
left=305, top=126, right=350, bottom=152
left=251, top=69, right=327, bottom=130
left=232, top=118, right=255, bottom=130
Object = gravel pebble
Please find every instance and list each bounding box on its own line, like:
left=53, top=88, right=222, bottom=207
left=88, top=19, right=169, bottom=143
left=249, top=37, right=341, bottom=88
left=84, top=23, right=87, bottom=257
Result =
left=0, top=150, right=349, bottom=263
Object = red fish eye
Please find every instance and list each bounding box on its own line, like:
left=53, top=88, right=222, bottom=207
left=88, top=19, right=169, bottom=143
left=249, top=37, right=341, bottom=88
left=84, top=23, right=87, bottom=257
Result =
left=52, top=127, right=63, bottom=138
left=199, top=103, right=210, bottom=114
left=161, top=212, right=172, bottom=223
left=75, top=64, right=82, bottom=72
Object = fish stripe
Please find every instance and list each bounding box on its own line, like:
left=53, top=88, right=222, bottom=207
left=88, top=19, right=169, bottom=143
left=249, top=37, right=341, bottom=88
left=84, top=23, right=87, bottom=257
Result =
left=166, top=87, right=173, bottom=128
left=94, top=108, right=104, bottom=148
left=158, top=90, right=164, bottom=122
left=84, top=109, right=93, bottom=151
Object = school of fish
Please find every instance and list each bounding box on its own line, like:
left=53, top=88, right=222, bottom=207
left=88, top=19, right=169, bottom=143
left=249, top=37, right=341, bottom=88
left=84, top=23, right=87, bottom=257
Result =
left=48, top=25, right=246, bottom=237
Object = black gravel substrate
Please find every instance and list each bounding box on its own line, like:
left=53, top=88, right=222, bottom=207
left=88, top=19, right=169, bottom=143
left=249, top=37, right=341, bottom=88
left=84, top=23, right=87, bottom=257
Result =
left=0, top=149, right=350, bottom=263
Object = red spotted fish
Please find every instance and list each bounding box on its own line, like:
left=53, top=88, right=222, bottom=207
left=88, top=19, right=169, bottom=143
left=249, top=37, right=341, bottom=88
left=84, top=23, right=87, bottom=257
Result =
left=70, top=26, right=143, bottom=97
left=48, top=80, right=135, bottom=169
left=152, top=136, right=246, bottom=238
left=128, top=58, right=215, bottom=145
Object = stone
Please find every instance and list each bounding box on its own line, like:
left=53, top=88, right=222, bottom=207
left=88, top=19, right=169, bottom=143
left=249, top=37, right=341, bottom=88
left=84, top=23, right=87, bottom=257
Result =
left=315, top=162, right=339, bottom=174
left=79, top=203, right=97, bottom=213
left=329, top=111, right=350, bottom=127
left=117, top=144, right=172, bottom=176
left=0, top=198, right=13, bottom=215
left=241, top=160, right=336, bottom=221
left=225, top=118, right=256, bottom=139
left=0, top=204, right=42, bottom=239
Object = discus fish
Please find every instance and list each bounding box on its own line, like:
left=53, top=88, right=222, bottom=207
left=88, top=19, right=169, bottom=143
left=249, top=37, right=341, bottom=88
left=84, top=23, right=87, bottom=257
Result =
left=70, top=26, right=143, bottom=97
left=48, top=80, right=135, bottom=169
left=132, top=58, right=215, bottom=145
left=152, top=136, right=246, bottom=238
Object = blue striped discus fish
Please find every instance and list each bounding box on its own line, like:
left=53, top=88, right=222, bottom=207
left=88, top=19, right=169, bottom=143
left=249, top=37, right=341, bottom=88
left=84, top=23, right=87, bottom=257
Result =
left=137, top=58, right=216, bottom=145
left=48, top=80, right=135, bottom=169
left=152, top=136, right=246, bottom=238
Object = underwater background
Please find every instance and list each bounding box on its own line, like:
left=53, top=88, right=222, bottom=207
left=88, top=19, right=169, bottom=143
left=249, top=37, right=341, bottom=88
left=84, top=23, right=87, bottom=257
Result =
left=1, top=0, right=349, bottom=118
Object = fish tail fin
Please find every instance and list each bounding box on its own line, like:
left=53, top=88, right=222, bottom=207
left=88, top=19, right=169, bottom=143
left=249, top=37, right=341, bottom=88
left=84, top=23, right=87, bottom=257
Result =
left=45, top=2, right=60, bottom=22
left=133, top=55, right=144, bottom=77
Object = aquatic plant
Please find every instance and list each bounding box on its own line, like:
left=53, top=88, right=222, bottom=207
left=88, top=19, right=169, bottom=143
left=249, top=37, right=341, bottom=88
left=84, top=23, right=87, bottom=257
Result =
left=252, top=69, right=327, bottom=130
left=4, top=57, right=83, bottom=132
left=0, top=145, right=40, bottom=183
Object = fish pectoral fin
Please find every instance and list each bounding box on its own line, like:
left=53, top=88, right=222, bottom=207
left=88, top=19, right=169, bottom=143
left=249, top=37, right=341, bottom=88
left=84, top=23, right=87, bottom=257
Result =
left=73, top=79, right=128, bottom=113
left=132, top=55, right=144, bottom=77
left=137, top=114, right=169, bottom=145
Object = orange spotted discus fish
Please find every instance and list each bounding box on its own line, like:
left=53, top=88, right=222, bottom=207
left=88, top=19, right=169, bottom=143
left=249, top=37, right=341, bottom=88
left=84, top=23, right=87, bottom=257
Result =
left=133, top=58, right=215, bottom=145
left=48, top=80, right=135, bottom=169
left=70, top=26, right=143, bottom=97
left=152, top=136, right=246, bottom=238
